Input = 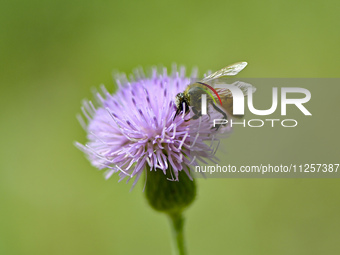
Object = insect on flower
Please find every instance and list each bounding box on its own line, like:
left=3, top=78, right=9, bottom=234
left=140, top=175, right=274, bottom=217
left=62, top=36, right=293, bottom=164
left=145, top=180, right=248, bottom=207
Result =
left=174, top=62, right=254, bottom=125
left=75, top=64, right=234, bottom=187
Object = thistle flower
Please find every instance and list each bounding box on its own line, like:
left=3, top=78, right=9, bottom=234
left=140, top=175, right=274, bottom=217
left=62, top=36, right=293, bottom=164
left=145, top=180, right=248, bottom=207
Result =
left=75, top=65, right=230, bottom=188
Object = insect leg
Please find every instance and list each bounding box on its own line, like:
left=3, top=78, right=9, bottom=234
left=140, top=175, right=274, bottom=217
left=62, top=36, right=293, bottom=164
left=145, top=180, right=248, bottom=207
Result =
left=184, top=107, right=201, bottom=122
left=191, top=107, right=202, bottom=120
left=211, top=103, right=227, bottom=131
left=173, top=108, right=182, bottom=120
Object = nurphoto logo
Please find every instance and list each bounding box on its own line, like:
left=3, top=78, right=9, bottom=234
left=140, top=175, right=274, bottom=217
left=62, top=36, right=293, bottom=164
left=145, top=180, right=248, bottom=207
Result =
left=199, top=83, right=312, bottom=128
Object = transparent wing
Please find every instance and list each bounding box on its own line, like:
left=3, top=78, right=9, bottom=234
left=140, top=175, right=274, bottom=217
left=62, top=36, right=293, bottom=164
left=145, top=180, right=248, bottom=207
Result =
left=215, top=81, right=256, bottom=98
left=201, top=62, right=248, bottom=82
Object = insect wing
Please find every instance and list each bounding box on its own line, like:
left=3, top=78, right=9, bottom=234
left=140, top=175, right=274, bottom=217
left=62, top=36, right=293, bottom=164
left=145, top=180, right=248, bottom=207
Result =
left=214, top=81, right=256, bottom=98
left=201, top=62, right=248, bottom=82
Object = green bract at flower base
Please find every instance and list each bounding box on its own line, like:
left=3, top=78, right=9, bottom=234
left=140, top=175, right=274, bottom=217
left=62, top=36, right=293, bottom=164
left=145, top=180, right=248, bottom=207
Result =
left=145, top=167, right=196, bottom=213
left=145, top=166, right=196, bottom=255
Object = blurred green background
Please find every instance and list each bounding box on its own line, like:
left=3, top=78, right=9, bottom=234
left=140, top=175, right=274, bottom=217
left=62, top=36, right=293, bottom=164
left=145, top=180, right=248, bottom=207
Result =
left=1, top=0, right=339, bottom=254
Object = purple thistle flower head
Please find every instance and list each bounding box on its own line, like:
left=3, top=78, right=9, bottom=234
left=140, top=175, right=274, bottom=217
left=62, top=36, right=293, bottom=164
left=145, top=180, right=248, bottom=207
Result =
left=76, top=65, right=231, bottom=188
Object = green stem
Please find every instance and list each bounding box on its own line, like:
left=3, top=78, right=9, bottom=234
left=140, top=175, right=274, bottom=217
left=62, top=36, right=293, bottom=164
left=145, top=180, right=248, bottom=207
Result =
left=168, top=212, right=187, bottom=255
